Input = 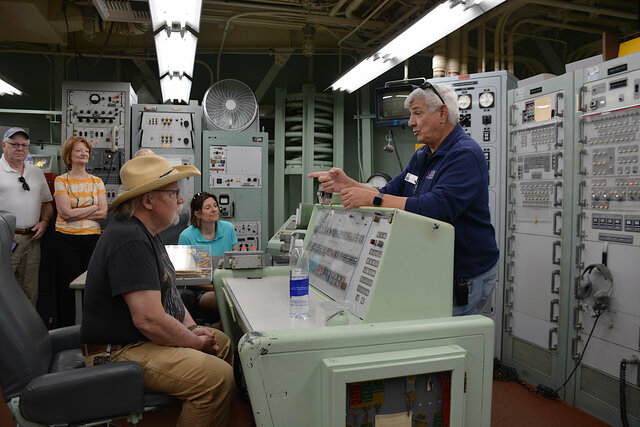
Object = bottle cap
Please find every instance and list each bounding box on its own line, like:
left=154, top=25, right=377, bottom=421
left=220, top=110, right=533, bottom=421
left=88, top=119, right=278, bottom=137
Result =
left=295, top=239, right=304, bottom=247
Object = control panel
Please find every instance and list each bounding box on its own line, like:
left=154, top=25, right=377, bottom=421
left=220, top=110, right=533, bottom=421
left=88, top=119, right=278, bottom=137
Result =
left=138, top=111, right=195, bottom=149
left=209, top=145, right=262, bottom=188
left=202, top=131, right=269, bottom=251
left=131, top=103, right=202, bottom=244
left=62, top=81, right=137, bottom=203
left=579, top=70, right=640, bottom=243
left=572, top=55, right=640, bottom=407
left=305, top=205, right=454, bottom=322
left=233, top=221, right=261, bottom=251
left=506, top=79, right=572, bottom=366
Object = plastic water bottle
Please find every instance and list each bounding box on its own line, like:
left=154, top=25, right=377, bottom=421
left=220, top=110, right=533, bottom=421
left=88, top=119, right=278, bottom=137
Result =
left=289, top=239, right=309, bottom=319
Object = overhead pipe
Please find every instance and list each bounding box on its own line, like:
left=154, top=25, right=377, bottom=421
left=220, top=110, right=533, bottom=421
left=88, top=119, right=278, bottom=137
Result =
left=337, top=0, right=391, bottom=50
left=460, top=28, right=468, bottom=75
left=494, top=11, right=509, bottom=70
left=507, top=18, right=605, bottom=73
left=364, top=3, right=422, bottom=48
left=329, top=0, right=349, bottom=16
left=566, top=40, right=602, bottom=63
left=526, top=0, right=636, bottom=20
left=446, top=31, right=461, bottom=76
left=344, top=0, right=366, bottom=19
left=432, top=40, right=446, bottom=78
left=479, top=17, right=486, bottom=72
left=216, top=11, right=286, bottom=81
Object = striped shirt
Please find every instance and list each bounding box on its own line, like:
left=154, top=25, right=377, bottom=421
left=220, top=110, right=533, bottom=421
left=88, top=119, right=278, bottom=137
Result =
left=54, top=173, right=106, bottom=235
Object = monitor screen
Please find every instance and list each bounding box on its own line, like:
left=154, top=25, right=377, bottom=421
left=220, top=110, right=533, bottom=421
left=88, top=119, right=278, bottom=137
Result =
left=374, top=84, right=414, bottom=127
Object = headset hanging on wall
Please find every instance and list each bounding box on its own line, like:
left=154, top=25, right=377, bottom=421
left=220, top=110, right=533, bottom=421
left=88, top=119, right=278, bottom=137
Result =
left=576, top=263, right=613, bottom=317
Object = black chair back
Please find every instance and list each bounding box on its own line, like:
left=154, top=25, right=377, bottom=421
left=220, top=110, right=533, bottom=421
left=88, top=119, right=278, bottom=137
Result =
left=0, top=211, right=53, bottom=400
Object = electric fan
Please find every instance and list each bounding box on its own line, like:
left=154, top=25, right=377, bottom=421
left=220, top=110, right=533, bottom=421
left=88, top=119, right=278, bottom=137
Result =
left=202, top=79, right=259, bottom=132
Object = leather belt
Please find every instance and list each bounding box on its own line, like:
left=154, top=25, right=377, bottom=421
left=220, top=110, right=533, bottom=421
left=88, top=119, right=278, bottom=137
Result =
left=81, top=343, right=125, bottom=356
left=14, top=229, right=34, bottom=235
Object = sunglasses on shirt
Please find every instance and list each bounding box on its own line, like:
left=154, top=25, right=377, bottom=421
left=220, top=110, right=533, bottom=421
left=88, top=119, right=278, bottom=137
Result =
left=18, top=176, right=30, bottom=191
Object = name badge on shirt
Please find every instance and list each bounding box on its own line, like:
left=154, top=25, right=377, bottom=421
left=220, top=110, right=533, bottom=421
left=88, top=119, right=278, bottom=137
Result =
left=405, top=173, right=418, bottom=185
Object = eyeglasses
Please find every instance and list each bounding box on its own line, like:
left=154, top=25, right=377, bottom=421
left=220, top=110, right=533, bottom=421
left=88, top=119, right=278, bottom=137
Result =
left=418, top=82, right=446, bottom=106
left=153, top=189, right=180, bottom=199
left=18, top=176, right=30, bottom=191
left=7, top=142, right=30, bottom=150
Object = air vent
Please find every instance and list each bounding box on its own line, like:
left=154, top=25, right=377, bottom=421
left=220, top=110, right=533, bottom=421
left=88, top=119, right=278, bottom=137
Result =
left=92, top=0, right=151, bottom=23
left=512, top=337, right=553, bottom=377
left=581, top=365, right=639, bottom=419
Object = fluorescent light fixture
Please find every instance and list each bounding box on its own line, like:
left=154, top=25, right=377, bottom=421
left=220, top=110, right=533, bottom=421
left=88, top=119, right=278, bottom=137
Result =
left=149, top=0, right=202, bottom=103
left=331, top=0, right=507, bottom=93
left=160, top=73, right=192, bottom=103
left=0, top=78, right=22, bottom=96
left=149, top=0, right=202, bottom=32
left=154, top=29, right=198, bottom=78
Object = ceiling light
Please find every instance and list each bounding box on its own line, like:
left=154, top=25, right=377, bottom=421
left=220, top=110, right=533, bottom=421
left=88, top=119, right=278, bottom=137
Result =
left=149, top=0, right=202, bottom=103
left=0, top=78, right=22, bottom=96
left=82, top=7, right=99, bottom=41
left=302, top=25, right=316, bottom=57
left=149, top=0, right=201, bottom=32
left=154, top=28, right=198, bottom=78
left=330, top=0, right=507, bottom=93
left=159, top=73, right=192, bottom=104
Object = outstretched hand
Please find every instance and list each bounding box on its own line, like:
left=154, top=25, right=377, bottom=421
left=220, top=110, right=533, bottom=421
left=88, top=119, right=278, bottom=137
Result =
left=308, top=167, right=357, bottom=194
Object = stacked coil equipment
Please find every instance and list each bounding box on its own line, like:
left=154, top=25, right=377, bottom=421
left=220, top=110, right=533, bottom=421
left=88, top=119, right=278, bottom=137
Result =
left=283, top=93, right=334, bottom=170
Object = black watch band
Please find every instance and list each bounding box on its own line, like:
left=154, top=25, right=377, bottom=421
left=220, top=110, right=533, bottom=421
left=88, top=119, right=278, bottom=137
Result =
left=372, top=193, right=384, bottom=207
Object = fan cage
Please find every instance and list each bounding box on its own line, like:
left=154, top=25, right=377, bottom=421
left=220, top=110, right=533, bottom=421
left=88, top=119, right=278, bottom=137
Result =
left=202, top=79, right=258, bottom=131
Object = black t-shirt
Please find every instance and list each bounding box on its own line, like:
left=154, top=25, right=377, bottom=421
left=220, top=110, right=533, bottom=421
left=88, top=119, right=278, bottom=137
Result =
left=80, top=216, right=185, bottom=344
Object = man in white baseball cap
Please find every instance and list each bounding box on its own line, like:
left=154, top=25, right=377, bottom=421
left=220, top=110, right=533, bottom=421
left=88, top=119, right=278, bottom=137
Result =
left=80, top=155, right=238, bottom=426
left=0, top=127, right=53, bottom=306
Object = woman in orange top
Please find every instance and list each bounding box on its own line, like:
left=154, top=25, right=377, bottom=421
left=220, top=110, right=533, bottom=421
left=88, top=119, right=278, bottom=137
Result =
left=53, top=136, right=107, bottom=326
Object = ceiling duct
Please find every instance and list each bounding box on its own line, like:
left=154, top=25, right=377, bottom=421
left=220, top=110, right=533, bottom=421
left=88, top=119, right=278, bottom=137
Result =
left=92, top=0, right=151, bottom=23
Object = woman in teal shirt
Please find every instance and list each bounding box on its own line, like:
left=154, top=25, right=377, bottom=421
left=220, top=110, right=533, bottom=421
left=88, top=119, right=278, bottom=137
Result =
left=179, top=192, right=238, bottom=312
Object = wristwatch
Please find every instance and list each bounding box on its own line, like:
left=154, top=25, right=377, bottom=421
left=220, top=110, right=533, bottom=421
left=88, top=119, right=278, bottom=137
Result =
left=372, top=192, right=384, bottom=207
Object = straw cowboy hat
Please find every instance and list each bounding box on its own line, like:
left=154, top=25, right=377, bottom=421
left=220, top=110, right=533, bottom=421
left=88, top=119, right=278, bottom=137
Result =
left=109, top=155, right=200, bottom=210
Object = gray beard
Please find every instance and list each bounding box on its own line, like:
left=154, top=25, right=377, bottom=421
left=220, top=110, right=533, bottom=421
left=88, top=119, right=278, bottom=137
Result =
left=171, top=204, right=183, bottom=226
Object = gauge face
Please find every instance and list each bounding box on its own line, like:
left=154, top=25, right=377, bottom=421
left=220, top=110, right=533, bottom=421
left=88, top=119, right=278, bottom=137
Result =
left=89, top=93, right=101, bottom=104
left=457, top=94, right=472, bottom=110
left=366, top=173, right=391, bottom=190
left=479, top=92, right=495, bottom=108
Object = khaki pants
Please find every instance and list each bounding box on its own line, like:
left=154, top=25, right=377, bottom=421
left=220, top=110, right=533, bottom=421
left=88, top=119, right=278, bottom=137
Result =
left=84, top=328, right=235, bottom=427
left=11, top=233, right=40, bottom=307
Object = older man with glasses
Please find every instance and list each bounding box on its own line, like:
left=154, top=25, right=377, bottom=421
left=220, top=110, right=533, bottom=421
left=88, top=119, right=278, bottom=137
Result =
left=80, top=155, right=240, bottom=426
left=0, top=127, right=53, bottom=306
left=309, top=83, right=499, bottom=317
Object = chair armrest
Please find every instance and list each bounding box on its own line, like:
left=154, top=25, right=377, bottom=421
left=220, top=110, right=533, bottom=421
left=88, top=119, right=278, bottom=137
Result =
left=49, top=325, right=81, bottom=354
left=20, top=361, right=145, bottom=425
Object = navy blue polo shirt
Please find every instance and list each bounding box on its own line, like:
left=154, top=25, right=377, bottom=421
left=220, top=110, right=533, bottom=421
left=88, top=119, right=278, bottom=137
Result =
left=381, top=124, right=499, bottom=278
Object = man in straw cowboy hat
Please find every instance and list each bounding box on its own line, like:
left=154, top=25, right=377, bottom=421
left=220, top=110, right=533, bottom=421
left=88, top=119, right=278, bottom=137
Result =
left=80, top=155, right=237, bottom=426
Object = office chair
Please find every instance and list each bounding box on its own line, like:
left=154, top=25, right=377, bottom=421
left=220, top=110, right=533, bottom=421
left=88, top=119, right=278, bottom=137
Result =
left=0, top=210, right=175, bottom=426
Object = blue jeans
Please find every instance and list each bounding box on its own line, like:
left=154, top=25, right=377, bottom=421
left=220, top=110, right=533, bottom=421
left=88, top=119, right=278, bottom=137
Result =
left=452, top=262, right=498, bottom=316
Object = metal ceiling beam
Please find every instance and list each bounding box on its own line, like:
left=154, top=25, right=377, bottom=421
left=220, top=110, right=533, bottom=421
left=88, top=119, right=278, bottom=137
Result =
left=255, top=52, right=291, bottom=103
left=526, top=0, right=637, bottom=20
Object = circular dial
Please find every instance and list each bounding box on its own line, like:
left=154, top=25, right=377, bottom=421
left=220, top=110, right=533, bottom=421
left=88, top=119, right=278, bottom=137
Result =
left=457, top=94, right=472, bottom=110
left=479, top=92, right=495, bottom=108
left=89, top=93, right=101, bottom=104
left=366, top=173, right=392, bottom=190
